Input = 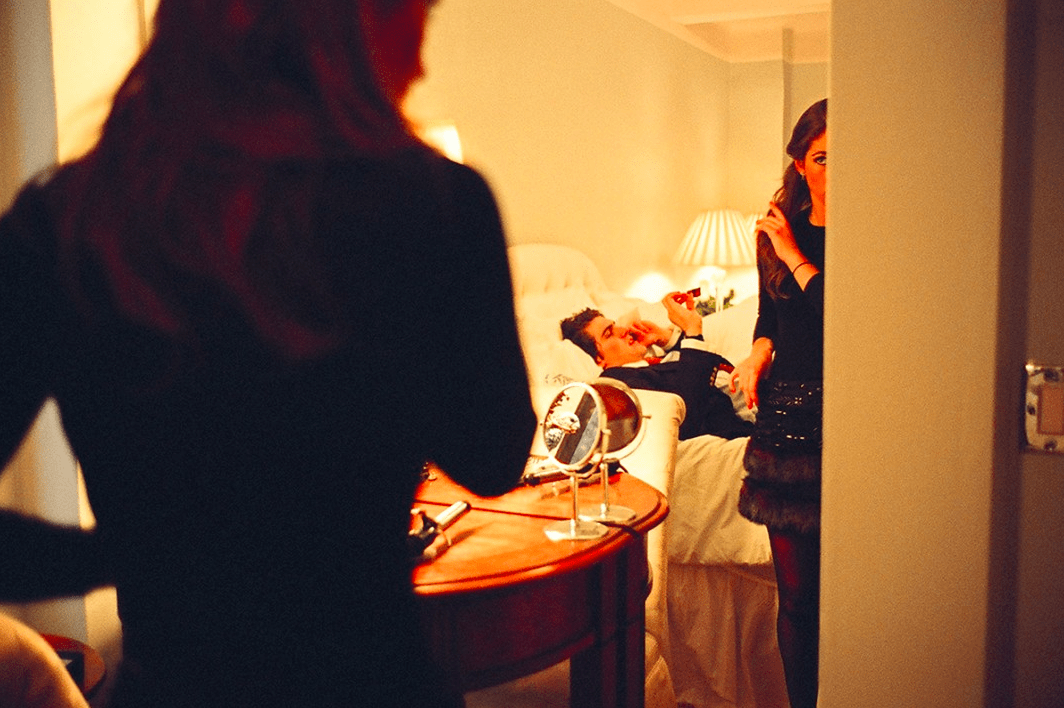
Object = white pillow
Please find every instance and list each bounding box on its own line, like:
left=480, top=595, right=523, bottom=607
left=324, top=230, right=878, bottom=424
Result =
left=523, top=338, right=601, bottom=390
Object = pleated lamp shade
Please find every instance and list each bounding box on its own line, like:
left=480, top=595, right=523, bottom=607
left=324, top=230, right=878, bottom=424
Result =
left=672, top=209, right=757, bottom=267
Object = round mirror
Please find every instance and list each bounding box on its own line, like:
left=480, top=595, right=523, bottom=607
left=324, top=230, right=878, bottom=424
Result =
left=590, top=379, right=644, bottom=460
left=542, top=382, right=603, bottom=471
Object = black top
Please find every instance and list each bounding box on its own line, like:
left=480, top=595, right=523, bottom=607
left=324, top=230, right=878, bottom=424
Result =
left=752, top=212, right=825, bottom=382
left=602, top=341, right=753, bottom=441
left=0, top=151, right=535, bottom=707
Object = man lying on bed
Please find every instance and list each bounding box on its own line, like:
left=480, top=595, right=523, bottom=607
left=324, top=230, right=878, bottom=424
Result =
left=560, top=292, right=753, bottom=441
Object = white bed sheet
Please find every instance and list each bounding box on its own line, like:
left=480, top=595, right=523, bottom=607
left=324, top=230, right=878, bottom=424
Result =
left=666, top=435, right=771, bottom=567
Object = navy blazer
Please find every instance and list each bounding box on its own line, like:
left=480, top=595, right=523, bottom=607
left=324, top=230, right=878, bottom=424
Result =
left=602, top=345, right=752, bottom=441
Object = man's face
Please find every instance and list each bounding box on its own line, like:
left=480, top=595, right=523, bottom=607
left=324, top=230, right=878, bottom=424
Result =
left=585, top=315, right=647, bottom=368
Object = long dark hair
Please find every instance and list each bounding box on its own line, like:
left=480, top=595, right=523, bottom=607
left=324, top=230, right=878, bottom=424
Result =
left=757, top=98, right=827, bottom=298
left=60, top=0, right=431, bottom=358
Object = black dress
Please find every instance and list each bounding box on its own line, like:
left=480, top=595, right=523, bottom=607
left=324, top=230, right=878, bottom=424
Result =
left=738, top=212, right=825, bottom=533
left=0, top=149, right=536, bottom=707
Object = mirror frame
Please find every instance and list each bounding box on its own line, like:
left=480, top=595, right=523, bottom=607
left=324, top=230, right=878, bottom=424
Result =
left=541, top=382, right=605, bottom=471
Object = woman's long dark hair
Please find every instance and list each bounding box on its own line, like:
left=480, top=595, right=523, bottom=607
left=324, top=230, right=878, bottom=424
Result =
left=60, top=0, right=429, bottom=358
left=757, top=98, right=827, bottom=299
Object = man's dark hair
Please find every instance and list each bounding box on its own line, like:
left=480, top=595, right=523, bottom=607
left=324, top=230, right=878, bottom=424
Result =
left=559, top=308, right=603, bottom=361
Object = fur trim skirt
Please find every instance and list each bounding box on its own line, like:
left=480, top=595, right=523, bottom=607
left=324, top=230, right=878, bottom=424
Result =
left=738, top=380, right=823, bottom=533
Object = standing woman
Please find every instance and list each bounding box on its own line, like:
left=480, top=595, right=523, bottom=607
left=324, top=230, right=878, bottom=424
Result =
left=0, top=1, right=535, bottom=706
left=730, top=98, right=827, bottom=708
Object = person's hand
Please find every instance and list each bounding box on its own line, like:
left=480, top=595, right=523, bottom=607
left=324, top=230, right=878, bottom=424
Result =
left=729, top=338, right=774, bottom=409
left=661, top=292, right=701, bottom=336
left=756, top=202, right=804, bottom=269
left=628, top=319, right=671, bottom=348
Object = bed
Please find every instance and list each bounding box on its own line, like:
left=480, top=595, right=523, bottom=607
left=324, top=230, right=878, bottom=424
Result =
left=506, top=243, right=788, bottom=708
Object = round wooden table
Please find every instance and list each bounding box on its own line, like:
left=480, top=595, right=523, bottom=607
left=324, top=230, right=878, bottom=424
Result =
left=413, top=469, right=667, bottom=708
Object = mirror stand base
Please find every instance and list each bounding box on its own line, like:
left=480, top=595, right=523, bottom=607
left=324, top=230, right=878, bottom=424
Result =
left=543, top=518, right=608, bottom=541
left=580, top=504, right=636, bottom=523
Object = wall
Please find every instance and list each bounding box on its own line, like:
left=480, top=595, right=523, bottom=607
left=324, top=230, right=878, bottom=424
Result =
left=409, top=0, right=827, bottom=294
left=410, top=0, right=827, bottom=294
left=787, top=61, right=829, bottom=135
left=825, top=0, right=1005, bottom=702
left=49, top=0, right=143, bottom=161
left=722, top=60, right=828, bottom=216
left=824, top=0, right=1063, bottom=706
left=723, top=61, right=784, bottom=214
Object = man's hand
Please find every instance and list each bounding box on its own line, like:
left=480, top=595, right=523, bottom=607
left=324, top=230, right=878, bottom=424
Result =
left=628, top=320, right=671, bottom=348
left=661, top=292, right=701, bottom=337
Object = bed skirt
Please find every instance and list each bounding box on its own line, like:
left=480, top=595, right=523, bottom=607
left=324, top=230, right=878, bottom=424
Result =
left=666, top=563, right=788, bottom=708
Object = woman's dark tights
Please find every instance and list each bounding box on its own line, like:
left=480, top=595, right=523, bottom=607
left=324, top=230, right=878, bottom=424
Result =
left=769, top=527, right=820, bottom=708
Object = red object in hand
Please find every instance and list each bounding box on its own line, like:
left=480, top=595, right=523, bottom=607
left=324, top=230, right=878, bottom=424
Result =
left=41, top=634, right=107, bottom=698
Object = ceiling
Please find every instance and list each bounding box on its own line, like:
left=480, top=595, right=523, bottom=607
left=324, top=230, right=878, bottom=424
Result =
left=606, top=0, right=830, bottom=63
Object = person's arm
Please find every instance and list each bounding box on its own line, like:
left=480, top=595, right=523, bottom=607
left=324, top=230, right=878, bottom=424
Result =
left=604, top=343, right=733, bottom=441
left=607, top=296, right=729, bottom=395
left=797, top=268, right=825, bottom=319
left=757, top=203, right=818, bottom=283
left=0, top=513, right=110, bottom=600
left=0, top=185, right=59, bottom=470
left=730, top=337, right=773, bottom=410
left=756, top=203, right=823, bottom=309
left=729, top=261, right=777, bottom=409
left=0, top=181, right=109, bottom=601
left=419, top=164, right=535, bottom=497
left=780, top=254, right=824, bottom=319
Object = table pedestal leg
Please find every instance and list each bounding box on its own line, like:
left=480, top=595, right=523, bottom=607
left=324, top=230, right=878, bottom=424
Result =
left=569, top=541, right=647, bottom=708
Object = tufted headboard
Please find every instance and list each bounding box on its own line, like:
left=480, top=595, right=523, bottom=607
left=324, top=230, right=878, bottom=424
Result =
left=506, top=243, right=655, bottom=406
left=507, top=243, right=611, bottom=301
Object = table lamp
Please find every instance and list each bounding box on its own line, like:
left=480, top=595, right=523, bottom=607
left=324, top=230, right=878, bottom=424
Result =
left=672, top=209, right=757, bottom=312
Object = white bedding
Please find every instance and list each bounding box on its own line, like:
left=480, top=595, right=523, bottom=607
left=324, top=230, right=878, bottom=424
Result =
left=667, top=434, right=771, bottom=567
left=666, top=564, right=787, bottom=708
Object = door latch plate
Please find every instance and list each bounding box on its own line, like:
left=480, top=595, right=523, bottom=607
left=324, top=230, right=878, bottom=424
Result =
left=1025, top=363, right=1064, bottom=453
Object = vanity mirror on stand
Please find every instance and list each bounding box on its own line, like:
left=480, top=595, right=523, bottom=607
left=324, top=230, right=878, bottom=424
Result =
left=540, top=379, right=646, bottom=541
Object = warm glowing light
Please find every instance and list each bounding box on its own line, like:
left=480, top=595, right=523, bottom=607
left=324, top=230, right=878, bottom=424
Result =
left=418, top=122, right=464, bottom=163
left=624, top=272, right=677, bottom=302
left=686, top=265, right=727, bottom=292
left=673, top=209, right=757, bottom=268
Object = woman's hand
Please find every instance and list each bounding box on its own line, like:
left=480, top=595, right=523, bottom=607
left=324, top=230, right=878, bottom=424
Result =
left=757, top=202, right=804, bottom=269
left=729, top=337, right=774, bottom=409
left=757, top=202, right=819, bottom=289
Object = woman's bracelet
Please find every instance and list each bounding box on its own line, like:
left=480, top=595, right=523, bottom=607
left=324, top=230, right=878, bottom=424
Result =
left=791, top=261, right=815, bottom=276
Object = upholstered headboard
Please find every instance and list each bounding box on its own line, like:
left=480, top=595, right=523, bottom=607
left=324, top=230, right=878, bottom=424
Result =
left=507, top=244, right=664, bottom=403
left=508, top=243, right=611, bottom=302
